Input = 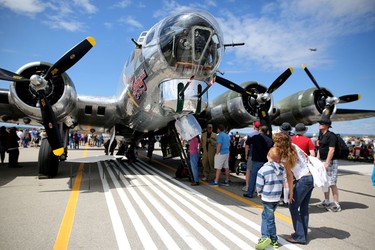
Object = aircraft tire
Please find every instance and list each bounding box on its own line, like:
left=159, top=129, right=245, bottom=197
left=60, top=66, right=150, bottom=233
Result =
left=38, top=138, right=59, bottom=177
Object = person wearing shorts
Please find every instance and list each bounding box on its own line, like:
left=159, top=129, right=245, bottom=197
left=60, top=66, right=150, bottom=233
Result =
left=316, top=118, right=341, bottom=212
left=209, top=124, right=230, bottom=187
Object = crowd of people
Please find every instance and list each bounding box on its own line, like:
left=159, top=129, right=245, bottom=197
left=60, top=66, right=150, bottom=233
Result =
left=0, top=126, right=45, bottom=168
left=183, top=119, right=375, bottom=249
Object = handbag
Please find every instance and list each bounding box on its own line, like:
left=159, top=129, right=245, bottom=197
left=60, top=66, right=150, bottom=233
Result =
left=306, top=156, right=328, bottom=188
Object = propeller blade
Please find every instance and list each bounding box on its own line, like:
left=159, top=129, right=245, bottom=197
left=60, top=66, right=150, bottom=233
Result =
left=44, top=36, right=96, bottom=80
left=0, top=68, right=30, bottom=82
left=302, top=64, right=322, bottom=90
left=339, top=94, right=360, bottom=103
left=215, top=75, right=254, bottom=96
left=257, top=105, right=273, bottom=137
left=267, top=67, right=294, bottom=94
left=38, top=91, right=64, bottom=156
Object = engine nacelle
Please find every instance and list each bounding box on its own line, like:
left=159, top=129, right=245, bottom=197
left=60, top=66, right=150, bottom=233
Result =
left=8, top=62, right=78, bottom=125
left=271, top=87, right=336, bottom=126
left=205, top=81, right=273, bottom=129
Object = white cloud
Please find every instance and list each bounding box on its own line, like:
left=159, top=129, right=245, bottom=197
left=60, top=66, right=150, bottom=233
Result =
left=45, top=16, right=84, bottom=32
left=104, top=22, right=113, bottom=30
left=119, top=16, right=143, bottom=29
left=0, top=0, right=97, bottom=31
left=0, top=0, right=46, bottom=15
left=73, top=0, right=97, bottom=14
left=217, top=0, right=375, bottom=71
left=113, top=0, right=131, bottom=8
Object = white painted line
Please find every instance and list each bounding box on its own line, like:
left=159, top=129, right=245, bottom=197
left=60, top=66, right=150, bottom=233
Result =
left=122, top=162, right=230, bottom=249
left=107, top=162, right=179, bottom=250
left=116, top=162, right=203, bottom=249
left=136, top=162, right=253, bottom=249
left=104, top=161, right=157, bottom=250
left=98, top=162, right=131, bottom=249
left=138, top=161, right=303, bottom=250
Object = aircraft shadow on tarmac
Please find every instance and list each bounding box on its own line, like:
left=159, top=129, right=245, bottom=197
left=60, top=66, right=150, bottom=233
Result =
left=0, top=162, right=39, bottom=186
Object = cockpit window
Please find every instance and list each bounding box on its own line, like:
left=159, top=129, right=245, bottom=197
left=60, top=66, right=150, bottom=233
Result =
left=159, top=12, right=223, bottom=79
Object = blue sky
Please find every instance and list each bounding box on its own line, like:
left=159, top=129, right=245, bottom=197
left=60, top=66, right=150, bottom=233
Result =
left=0, top=0, right=375, bottom=135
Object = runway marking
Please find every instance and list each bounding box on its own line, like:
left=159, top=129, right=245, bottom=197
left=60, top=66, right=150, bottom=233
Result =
left=98, top=162, right=131, bottom=249
left=97, top=158, right=301, bottom=249
left=118, top=162, right=231, bottom=249
left=115, top=162, right=204, bottom=249
left=105, top=161, right=158, bottom=249
left=107, top=162, right=183, bottom=250
left=135, top=162, right=251, bottom=249
left=148, top=155, right=292, bottom=224
left=136, top=160, right=301, bottom=250
left=53, top=147, right=88, bottom=250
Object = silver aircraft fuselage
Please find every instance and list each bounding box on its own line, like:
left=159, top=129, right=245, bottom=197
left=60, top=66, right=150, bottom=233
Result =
left=115, top=10, right=224, bottom=134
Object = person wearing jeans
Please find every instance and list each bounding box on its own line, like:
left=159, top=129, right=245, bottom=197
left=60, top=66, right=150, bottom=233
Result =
left=288, top=174, right=314, bottom=243
left=189, top=135, right=200, bottom=186
left=272, top=132, right=314, bottom=244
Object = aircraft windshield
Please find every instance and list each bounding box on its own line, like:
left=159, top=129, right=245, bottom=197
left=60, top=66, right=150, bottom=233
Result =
left=159, top=11, right=223, bottom=80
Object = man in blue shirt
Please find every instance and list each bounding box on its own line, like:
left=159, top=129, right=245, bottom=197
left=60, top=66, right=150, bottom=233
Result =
left=244, top=125, right=273, bottom=198
left=209, top=124, right=231, bottom=187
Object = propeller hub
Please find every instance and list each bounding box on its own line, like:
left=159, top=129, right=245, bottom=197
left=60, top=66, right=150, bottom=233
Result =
left=257, top=92, right=271, bottom=104
left=30, top=74, right=48, bottom=92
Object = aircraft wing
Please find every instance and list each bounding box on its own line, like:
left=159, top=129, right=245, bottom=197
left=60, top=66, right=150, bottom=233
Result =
left=0, top=88, right=30, bottom=124
left=332, top=108, right=375, bottom=121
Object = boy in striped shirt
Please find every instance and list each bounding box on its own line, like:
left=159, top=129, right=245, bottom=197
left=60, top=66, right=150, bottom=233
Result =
left=255, top=147, right=284, bottom=249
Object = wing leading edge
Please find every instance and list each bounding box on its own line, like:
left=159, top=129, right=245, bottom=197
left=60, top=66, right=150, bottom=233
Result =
left=332, top=108, right=375, bottom=122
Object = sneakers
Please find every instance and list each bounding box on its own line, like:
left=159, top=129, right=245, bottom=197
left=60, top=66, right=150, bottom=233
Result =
left=255, top=237, right=271, bottom=250
left=201, top=177, right=208, bottom=181
left=208, top=181, right=218, bottom=187
left=221, top=181, right=230, bottom=186
left=316, top=200, right=330, bottom=208
left=191, top=182, right=199, bottom=186
left=270, top=241, right=278, bottom=249
left=326, top=202, right=342, bottom=212
left=242, top=186, right=248, bottom=192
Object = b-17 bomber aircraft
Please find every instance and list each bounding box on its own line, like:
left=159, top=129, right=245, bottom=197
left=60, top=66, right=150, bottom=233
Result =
left=0, top=10, right=374, bottom=177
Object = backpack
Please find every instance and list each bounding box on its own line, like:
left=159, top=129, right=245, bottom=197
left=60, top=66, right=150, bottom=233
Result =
left=332, top=132, right=349, bottom=159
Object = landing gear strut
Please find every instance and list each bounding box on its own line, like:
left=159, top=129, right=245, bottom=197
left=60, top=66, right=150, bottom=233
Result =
left=160, top=124, right=193, bottom=181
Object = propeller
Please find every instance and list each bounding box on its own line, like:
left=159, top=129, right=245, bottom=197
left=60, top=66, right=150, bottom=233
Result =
left=215, top=67, right=294, bottom=135
left=0, top=36, right=96, bottom=156
left=302, top=64, right=360, bottom=118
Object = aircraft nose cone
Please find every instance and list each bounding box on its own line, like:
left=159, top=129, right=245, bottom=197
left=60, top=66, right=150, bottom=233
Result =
left=159, top=10, right=224, bottom=80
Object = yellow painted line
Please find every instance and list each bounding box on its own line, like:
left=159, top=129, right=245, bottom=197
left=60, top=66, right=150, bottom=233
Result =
left=54, top=145, right=89, bottom=250
left=145, top=153, right=292, bottom=224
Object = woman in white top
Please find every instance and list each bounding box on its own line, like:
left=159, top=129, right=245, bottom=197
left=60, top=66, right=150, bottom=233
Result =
left=273, top=132, right=314, bottom=245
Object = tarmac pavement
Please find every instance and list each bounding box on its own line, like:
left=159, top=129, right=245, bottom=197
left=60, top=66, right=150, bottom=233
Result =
left=0, top=145, right=374, bottom=249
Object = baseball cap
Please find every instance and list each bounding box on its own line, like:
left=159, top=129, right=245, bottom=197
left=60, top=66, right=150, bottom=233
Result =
left=318, top=118, right=332, bottom=128
left=253, top=121, right=261, bottom=128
